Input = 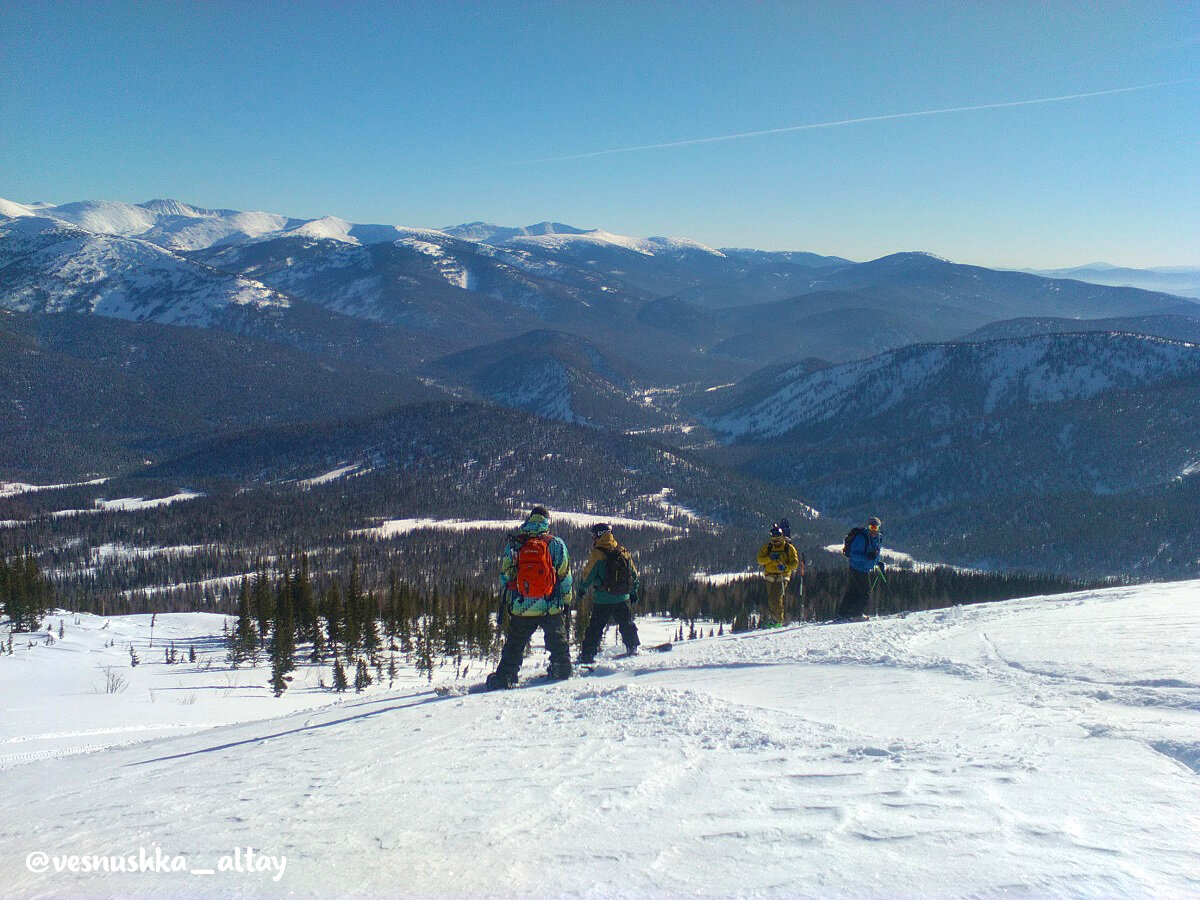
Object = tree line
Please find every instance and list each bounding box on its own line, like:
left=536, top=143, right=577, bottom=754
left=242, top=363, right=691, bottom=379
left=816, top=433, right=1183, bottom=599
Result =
left=0, top=550, right=55, bottom=633
left=3, top=542, right=1110, bottom=699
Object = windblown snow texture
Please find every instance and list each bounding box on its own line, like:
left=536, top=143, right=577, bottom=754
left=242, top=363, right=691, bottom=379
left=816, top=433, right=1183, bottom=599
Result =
left=2, top=581, right=1197, bottom=898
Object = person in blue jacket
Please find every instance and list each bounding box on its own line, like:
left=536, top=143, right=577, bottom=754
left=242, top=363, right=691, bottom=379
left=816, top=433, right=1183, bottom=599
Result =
left=836, top=516, right=883, bottom=620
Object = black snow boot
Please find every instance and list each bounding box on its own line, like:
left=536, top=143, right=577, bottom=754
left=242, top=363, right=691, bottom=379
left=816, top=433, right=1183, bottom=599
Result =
left=485, top=671, right=518, bottom=691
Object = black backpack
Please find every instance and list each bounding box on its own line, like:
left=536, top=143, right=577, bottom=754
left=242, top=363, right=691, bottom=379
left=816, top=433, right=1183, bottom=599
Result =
left=842, top=527, right=868, bottom=557
left=601, top=547, right=635, bottom=595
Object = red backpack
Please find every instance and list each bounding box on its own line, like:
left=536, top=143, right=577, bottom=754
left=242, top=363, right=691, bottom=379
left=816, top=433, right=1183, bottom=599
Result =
left=512, top=535, right=557, bottom=599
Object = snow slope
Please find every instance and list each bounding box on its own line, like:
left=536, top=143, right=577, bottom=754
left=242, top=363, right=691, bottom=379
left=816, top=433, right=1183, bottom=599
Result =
left=0, top=216, right=290, bottom=325
left=705, top=332, right=1200, bottom=439
left=3, top=581, right=1198, bottom=898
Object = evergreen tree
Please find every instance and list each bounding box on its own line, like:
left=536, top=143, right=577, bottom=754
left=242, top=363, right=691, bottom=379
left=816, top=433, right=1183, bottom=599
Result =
left=250, top=567, right=274, bottom=648
left=275, top=573, right=297, bottom=671
left=293, top=553, right=319, bottom=644
left=1, top=551, right=54, bottom=633
left=384, top=570, right=401, bottom=649
left=354, top=658, right=372, bottom=693
left=361, top=590, right=381, bottom=663
left=398, top=579, right=415, bottom=654
left=322, top=583, right=343, bottom=657
left=268, top=573, right=297, bottom=697
left=228, top=578, right=257, bottom=666
left=415, top=618, right=435, bottom=682
left=342, top=556, right=365, bottom=658
left=332, top=657, right=348, bottom=692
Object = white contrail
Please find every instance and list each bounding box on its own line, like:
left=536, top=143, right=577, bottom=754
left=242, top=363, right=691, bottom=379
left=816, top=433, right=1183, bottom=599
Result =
left=507, top=78, right=1199, bottom=165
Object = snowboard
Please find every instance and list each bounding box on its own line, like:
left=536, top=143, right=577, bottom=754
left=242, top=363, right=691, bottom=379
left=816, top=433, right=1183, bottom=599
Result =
left=435, top=673, right=563, bottom=697
left=436, top=643, right=675, bottom=695
left=578, top=641, right=673, bottom=672
left=596, top=641, right=673, bottom=661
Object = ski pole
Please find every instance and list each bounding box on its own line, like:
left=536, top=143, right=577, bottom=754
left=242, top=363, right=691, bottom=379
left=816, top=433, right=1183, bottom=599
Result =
left=872, top=566, right=897, bottom=615
left=798, top=553, right=807, bottom=620
left=496, top=587, right=510, bottom=630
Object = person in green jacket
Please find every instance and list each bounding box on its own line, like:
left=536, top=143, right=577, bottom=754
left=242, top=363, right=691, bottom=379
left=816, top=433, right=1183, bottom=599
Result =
left=577, top=523, right=640, bottom=664
left=757, top=523, right=799, bottom=626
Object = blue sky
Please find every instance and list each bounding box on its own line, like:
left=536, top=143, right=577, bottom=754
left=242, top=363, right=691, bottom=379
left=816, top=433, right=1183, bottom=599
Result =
left=2, top=1, right=1196, bottom=267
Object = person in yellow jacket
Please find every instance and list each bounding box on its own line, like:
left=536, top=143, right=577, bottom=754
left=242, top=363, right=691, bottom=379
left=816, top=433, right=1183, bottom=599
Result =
left=757, top=524, right=799, bottom=626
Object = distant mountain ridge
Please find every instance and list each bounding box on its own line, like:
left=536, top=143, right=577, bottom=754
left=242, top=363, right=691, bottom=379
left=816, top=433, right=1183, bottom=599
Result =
left=961, top=315, right=1200, bottom=345
left=700, top=331, right=1200, bottom=439
left=1023, top=263, right=1200, bottom=299
left=422, top=329, right=679, bottom=430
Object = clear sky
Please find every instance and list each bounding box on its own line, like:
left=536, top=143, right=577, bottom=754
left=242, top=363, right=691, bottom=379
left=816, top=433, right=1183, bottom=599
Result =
left=2, top=1, right=1197, bottom=268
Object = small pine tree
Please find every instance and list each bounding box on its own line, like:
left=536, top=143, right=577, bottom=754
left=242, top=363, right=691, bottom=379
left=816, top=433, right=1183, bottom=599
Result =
left=293, top=553, right=319, bottom=644
left=231, top=578, right=258, bottom=665
left=129, top=644, right=140, bottom=667
left=332, top=658, right=348, bottom=693
left=270, top=649, right=289, bottom=698
left=251, top=569, right=274, bottom=648
left=270, top=574, right=296, bottom=676
left=415, top=618, right=435, bottom=683
left=354, top=658, right=372, bottom=693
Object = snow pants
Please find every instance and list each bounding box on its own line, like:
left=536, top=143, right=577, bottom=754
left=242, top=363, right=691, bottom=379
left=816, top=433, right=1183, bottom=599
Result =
left=764, top=576, right=789, bottom=624
left=836, top=568, right=872, bottom=620
left=580, top=601, right=640, bottom=662
left=494, top=611, right=572, bottom=682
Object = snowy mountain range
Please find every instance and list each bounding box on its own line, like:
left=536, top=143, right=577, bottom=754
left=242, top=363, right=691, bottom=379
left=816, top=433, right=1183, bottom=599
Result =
left=3, top=194, right=1200, bottom=575
left=0, top=215, right=288, bottom=327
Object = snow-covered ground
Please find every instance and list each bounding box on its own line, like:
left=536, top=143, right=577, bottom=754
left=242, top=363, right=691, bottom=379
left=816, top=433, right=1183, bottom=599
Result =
left=3, top=581, right=1198, bottom=898
left=358, top=511, right=681, bottom=539
left=0, top=477, right=109, bottom=498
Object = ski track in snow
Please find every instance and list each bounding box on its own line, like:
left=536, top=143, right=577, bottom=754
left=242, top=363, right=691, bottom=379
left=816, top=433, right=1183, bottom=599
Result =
left=2, top=583, right=1198, bottom=898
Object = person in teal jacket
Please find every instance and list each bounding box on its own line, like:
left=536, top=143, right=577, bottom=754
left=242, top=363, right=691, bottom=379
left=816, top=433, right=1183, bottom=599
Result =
left=486, top=506, right=573, bottom=689
left=577, top=523, right=640, bottom=664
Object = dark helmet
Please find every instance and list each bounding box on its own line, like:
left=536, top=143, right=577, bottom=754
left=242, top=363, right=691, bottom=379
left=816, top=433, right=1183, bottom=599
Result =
left=591, top=522, right=612, bottom=539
